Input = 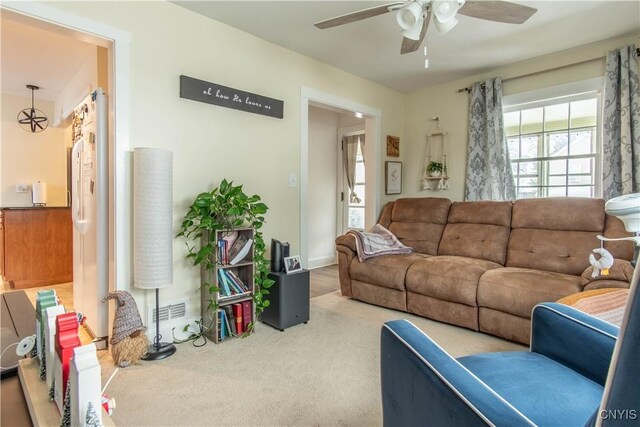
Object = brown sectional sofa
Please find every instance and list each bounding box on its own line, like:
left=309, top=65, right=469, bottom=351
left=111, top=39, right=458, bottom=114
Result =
left=335, top=197, right=634, bottom=344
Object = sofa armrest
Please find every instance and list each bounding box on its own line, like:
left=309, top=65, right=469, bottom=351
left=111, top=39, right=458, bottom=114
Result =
left=335, top=234, right=356, bottom=253
left=381, top=320, right=535, bottom=427
left=581, top=259, right=634, bottom=290
left=531, top=303, right=618, bottom=386
left=335, top=234, right=357, bottom=297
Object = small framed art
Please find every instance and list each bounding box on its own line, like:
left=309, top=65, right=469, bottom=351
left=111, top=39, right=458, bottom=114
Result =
left=284, top=255, right=302, bottom=274
left=386, top=135, right=400, bottom=157
left=385, top=161, right=402, bottom=195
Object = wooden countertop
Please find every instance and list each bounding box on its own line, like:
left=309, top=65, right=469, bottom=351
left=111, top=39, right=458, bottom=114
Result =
left=2, top=206, right=70, bottom=210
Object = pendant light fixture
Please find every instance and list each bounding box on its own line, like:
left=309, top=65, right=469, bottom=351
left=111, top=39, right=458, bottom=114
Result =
left=18, top=84, right=48, bottom=133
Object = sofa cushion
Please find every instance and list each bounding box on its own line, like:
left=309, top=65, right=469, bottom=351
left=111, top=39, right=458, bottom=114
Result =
left=507, top=229, right=600, bottom=276
left=458, top=351, right=603, bottom=426
left=507, top=198, right=605, bottom=276
left=511, top=197, right=605, bottom=231
left=406, top=256, right=502, bottom=306
left=478, top=267, right=582, bottom=319
left=603, top=214, right=635, bottom=261
left=350, top=253, right=429, bottom=291
left=387, top=198, right=451, bottom=255
left=438, top=201, right=512, bottom=265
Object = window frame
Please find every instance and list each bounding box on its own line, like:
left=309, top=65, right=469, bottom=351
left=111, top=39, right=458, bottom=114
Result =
left=503, top=80, right=603, bottom=199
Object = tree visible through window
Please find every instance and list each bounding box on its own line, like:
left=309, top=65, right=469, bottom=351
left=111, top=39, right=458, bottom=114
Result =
left=504, top=95, right=600, bottom=199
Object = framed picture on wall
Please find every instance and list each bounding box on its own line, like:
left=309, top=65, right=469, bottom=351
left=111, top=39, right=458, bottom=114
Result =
left=385, top=161, right=402, bottom=195
left=386, top=135, right=400, bottom=157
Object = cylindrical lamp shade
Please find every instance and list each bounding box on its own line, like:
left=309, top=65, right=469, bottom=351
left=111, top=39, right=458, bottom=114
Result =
left=133, top=148, right=173, bottom=289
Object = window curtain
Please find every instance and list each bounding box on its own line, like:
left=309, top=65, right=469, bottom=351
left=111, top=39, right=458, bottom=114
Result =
left=464, top=77, right=516, bottom=201
left=343, top=135, right=364, bottom=204
left=602, top=44, right=640, bottom=200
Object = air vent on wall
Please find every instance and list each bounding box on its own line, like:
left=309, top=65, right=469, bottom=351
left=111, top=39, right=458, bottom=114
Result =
left=147, top=299, right=188, bottom=326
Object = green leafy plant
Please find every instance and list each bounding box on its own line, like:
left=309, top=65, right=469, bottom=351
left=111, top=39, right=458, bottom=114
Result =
left=176, top=179, right=274, bottom=342
left=428, top=161, right=443, bottom=174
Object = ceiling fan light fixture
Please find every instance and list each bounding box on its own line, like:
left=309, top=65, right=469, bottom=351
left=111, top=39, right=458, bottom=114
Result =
left=433, top=0, right=461, bottom=34
left=401, top=17, right=424, bottom=40
left=433, top=15, right=458, bottom=34
left=396, top=1, right=423, bottom=30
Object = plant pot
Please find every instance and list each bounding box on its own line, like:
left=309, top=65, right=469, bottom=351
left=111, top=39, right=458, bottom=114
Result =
left=429, top=171, right=442, bottom=178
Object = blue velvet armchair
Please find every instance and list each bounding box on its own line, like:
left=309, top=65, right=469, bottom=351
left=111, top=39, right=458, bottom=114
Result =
left=381, top=269, right=639, bottom=426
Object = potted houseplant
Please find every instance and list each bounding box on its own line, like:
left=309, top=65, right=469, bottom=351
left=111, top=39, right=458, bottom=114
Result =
left=176, top=179, right=274, bottom=342
left=428, top=161, right=444, bottom=177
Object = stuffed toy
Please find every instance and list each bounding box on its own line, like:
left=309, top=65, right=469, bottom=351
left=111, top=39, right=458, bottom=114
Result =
left=102, top=291, right=147, bottom=367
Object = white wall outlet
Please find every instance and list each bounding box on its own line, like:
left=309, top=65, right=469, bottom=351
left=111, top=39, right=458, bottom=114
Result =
left=288, top=172, right=297, bottom=188
left=16, top=183, right=28, bottom=193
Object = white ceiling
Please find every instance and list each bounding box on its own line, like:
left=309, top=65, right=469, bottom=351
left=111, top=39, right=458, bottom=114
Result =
left=1, top=14, right=96, bottom=101
left=175, top=1, right=640, bottom=93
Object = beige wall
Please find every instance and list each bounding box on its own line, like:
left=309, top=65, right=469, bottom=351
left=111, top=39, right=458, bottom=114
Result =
left=403, top=33, right=640, bottom=201
left=1, top=93, right=67, bottom=207
left=308, top=106, right=339, bottom=268
left=43, top=1, right=405, bottom=319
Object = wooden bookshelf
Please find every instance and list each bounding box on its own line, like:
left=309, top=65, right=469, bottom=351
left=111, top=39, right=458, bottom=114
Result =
left=200, top=228, right=255, bottom=343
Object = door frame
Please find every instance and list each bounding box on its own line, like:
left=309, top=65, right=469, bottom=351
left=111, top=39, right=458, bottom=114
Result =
left=2, top=2, right=131, bottom=321
left=300, top=87, right=381, bottom=268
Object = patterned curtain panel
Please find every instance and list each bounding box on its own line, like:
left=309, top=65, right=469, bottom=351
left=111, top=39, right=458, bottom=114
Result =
left=464, top=77, right=516, bottom=201
left=343, top=135, right=362, bottom=204
left=602, top=45, right=640, bottom=200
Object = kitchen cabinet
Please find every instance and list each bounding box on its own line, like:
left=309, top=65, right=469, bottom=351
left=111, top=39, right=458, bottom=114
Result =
left=1, top=207, right=72, bottom=288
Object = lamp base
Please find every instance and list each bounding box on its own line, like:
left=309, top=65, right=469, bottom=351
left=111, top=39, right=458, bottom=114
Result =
left=143, top=342, right=176, bottom=361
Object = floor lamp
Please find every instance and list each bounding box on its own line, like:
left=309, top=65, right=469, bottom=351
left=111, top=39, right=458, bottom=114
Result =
left=133, top=147, right=176, bottom=360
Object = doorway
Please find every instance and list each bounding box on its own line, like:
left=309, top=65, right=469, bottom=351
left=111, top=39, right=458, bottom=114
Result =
left=0, top=4, right=129, bottom=343
left=300, top=87, right=382, bottom=269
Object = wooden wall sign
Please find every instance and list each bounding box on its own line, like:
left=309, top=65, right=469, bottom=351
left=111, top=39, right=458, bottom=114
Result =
left=180, top=75, right=284, bottom=119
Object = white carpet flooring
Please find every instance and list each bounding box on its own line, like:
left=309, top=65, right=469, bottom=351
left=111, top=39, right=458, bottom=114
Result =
left=103, top=292, right=524, bottom=426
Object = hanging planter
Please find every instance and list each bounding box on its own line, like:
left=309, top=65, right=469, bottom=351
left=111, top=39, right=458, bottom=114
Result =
left=18, top=85, right=48, bottom=133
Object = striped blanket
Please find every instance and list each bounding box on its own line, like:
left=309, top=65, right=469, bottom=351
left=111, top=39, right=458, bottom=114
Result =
left=347, top=224, right=413, bottom=262
left=558, top=288, right=629, bottom=327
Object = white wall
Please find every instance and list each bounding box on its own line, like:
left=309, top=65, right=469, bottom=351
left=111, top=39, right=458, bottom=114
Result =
left=39, top=1, right=405, bottom=322
left=308, top=106, right=338, bottom=268
left=1, top=93, right=67, bottom=206
left=403, top=34, right=640, bottom=201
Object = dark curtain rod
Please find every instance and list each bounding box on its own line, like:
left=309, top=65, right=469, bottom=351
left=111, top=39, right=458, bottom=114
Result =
left=457, top=47, right=640, bottom=94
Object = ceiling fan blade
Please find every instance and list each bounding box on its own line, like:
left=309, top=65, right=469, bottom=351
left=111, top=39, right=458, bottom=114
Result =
left=314, top=2, right=404, bottom=29
left=401, top=10, right=431, bottom=55
left=458, top=1, right=537, bottom=24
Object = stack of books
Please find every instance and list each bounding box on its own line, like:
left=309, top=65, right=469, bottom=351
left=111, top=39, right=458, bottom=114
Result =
left=217, top=269, right=249, bottom=298
left=217, top=233, right=253, bottom=266
left=218, top=301, right=253, bottom=340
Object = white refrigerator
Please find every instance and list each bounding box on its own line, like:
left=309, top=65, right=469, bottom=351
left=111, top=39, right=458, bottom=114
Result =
left=71, top=89, right=109, bottom=345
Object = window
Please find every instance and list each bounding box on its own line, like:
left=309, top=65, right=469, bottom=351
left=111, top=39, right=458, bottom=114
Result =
left=504, top=94, right=600, bottom=199
left=347, top=142, right=365, bottom=229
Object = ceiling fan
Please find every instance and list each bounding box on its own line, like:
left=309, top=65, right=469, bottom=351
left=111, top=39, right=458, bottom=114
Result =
left=314, top=1, right=537, bottom=55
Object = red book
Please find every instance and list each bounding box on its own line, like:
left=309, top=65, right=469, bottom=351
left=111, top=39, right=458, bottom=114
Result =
left=242, top=300, right=252, bottom=331
left=232, top=303, right=243, bottom=334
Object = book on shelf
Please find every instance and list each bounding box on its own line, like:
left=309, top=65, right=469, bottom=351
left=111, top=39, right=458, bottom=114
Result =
left=217, top=269, right=232, bottom=297
left=222, top=310, right=232, bottom=339
left=218, top=270, right=249, bottom=297
left=222, top=306, right=236, bottom=335
left=232, top=303, right=244, bottom=334
left=242, top=300, right=252, bottom=330
left=229, top=234, right=253, bottom=265
left=226, top=270, right=249, bottom=292
left=223, top=270, right=244, bottom=294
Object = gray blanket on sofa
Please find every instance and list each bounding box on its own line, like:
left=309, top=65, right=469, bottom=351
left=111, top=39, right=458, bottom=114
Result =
left=347, top=224, right=413, bottom=262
